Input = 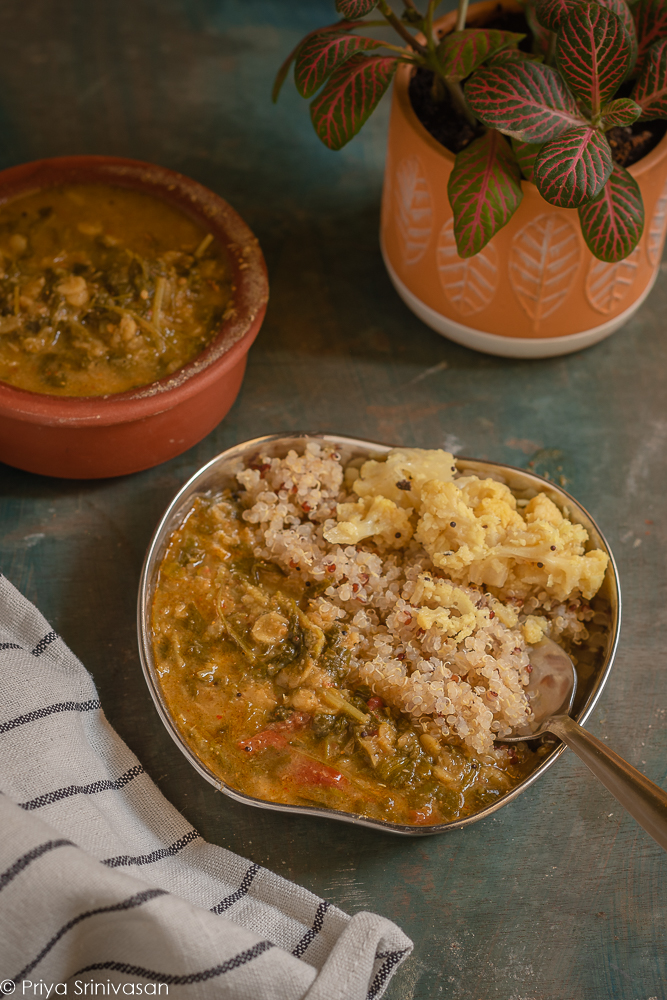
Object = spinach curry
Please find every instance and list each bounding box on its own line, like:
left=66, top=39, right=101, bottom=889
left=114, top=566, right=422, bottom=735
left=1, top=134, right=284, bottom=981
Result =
left=152, top=493, right=543, bottom=828
left=0, top=183, right=233, bottom=396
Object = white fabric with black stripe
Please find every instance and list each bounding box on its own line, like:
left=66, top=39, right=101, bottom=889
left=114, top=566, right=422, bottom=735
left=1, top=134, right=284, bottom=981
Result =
left=0, top=575, right=412, bottom=998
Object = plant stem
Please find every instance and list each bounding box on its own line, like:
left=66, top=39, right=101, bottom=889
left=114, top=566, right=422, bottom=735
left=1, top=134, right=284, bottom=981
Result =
left=424, top=0, right=477, bottom=126
left=382, top=0, right=477, bottom=127
left=456, top=0, right=470, bottom=31
left=378, top=0, right=429, bottom=55
left=446, top=80, right=477, bottom=125
left=545, top=30, right=557, bottom=66
left=425, top=0, right=439, bottom=47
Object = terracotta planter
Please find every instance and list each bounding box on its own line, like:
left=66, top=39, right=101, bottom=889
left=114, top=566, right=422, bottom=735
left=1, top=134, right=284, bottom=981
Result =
left=0, top=156, right=268, bottom=478
left=380, top=2, right=667, bottom=358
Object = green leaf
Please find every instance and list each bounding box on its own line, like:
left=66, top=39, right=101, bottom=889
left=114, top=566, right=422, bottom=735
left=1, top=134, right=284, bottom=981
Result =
left=634, top=0, right=667, bottom=71
left=437, top=29, right=525, bottom=82
left=336, top=0, right=379, bottom=15
left=465, top=61, right=585, bottom=143
left=274, top=43, right=304, bottom=102
left=448, top=129, right=523, bottom=258
left=295, top=31, right=383, bottom=98
left=601, top=97, right=643, bottom=126
left=310, top=53, right=398, bottom=150
left=633, top=37, right=667, bottom=117
left=487, top=48, right=544, bottom=65
left=537, top=0, right=637, bottom=72
left=535, top=126, right=613, bottom=207
left=535, top=0, right=580, bottom=30
left=578, top=161, right=644, bottom=260
left=272, top=19, right=367, bottom=102
left=557, top=3, right=633, bottom=116
left=511, top=138, right=544, bottom=181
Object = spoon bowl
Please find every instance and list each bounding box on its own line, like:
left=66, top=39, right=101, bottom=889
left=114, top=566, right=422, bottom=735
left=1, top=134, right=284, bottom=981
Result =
left=505, top=637, right=577, bottom=741
left=503, top=637, right=667, bottom=851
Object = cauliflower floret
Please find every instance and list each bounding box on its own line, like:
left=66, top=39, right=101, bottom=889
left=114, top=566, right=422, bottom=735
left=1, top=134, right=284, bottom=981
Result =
left=408, top=573, right=517, bottom=644
left=323, top=495, right=413, bottom=547
left=522, top=615, right=549, bottom=644
left=351, top=447, right=456, bottom=509
left=524, top=493, right=563, bottom=526
left=415, top=479, right=608, bottom=602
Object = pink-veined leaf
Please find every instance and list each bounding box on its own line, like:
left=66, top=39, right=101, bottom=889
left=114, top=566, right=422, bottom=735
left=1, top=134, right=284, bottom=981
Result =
left=272, top=19, right=367, bottom=102
left=634, top=0, right=667, bottom=70
left=535, top=0, right=584, bottom=29
left=557, top=3, right=632, bottom=115
left=601, top=97, right=642, bottom=126
left=310, top=53, right=398, bottom=150
left=465, top=61, right=585, bottom=143
left=608, top=0, right=639, bottom=72
left=535, top=126, right=612, bottom=206
left=578, top=161, right=645, bottom=260
left=437, top=29, right=525, bottom=82
left=537, top=0, right=635, bottom=37
left=295, top=31, right=383, bottom=98
left=488, top=48, right=544, bottom=65
left=633, top=37, right=667, bottom=117
left=336, top=0, right=379, bottom=15
left=448, top=129, right=523, bottom=257
left=537, top=0, right=637, bottom=72
left=511, top=138, right=543, bottom=181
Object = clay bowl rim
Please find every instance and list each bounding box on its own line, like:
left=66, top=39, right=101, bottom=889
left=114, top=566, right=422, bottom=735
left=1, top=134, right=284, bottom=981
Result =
left=395, top=2, right=667, bottom=181
left=137, top=432, right=622, bottom=838
left=0, top=155, right=268, bottom=427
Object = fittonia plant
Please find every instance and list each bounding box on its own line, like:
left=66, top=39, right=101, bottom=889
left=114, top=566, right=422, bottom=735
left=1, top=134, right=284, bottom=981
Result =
left=273, top=0, right=667, bottom=262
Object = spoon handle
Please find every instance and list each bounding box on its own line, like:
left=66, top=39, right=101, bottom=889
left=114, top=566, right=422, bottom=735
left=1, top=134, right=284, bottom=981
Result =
left=547, top=715, right=667, bottom=851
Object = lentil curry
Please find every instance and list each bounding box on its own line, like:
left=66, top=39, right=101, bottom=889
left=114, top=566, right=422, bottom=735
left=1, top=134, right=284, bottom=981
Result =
left=0, top=183, right=233, bottom=396
left=151, top=444, right=609, bottom=827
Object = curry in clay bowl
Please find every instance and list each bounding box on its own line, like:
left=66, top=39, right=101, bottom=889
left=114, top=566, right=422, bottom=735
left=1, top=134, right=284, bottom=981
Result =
left=0, top=155, right=268, bottom=479
left=138, top=434, right=621, bottom=836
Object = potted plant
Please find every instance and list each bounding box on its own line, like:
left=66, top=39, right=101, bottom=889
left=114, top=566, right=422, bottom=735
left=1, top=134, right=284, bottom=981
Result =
left=274, top=0, right=667, bottom=357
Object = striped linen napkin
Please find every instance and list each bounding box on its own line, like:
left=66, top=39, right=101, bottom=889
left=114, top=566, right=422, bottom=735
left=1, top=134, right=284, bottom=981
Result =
left=0, top=574, right=412, bottom=998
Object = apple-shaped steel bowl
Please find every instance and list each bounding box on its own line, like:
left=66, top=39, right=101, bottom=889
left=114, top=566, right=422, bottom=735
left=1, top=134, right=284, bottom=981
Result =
left=138, top=434, right=621, bottom=836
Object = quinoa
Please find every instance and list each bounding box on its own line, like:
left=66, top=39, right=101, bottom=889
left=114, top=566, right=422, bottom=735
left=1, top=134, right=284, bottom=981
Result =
left=234, top=442, right=606, bottom=755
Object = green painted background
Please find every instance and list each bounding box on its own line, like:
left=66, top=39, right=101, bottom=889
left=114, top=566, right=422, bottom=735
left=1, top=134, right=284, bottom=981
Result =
left=0, top=2, right=665, bottom=997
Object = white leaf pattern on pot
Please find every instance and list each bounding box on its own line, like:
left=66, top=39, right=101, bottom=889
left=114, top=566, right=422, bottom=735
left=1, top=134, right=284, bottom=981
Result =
left=647, top=176, right=667, bottom=266
left=585, top=247, right=641, bottom=314
left=436, top=219, right=498, bottom=316
left=509, top=214, right=581, bottom=327
left=395, top=157, right=433, bottom=265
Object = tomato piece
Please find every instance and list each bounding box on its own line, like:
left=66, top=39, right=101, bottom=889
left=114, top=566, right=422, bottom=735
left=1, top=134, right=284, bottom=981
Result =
left=367, top=696, right=384, bottom=711
left=273, top=712, right=311, bottom=732
left=237, top=712, right=311, bottom=755
left=238, top=730, right=288, bottom=754
left=408, top=804, right=437, bottom=825
left=287, top=757, right=349, bottom=788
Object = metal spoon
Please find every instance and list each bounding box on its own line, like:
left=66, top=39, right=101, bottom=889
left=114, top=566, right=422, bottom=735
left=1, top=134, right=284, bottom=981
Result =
left=503, top=637, right=667, bottom=851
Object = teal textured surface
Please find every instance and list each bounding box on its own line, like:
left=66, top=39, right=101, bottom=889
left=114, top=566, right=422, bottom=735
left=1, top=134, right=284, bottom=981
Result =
left=0, top=2, right=665, bottom=997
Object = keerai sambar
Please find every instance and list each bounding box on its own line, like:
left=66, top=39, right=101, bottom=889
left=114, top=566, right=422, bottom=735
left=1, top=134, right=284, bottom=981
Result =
left=0, top=183, right=233, bottom=396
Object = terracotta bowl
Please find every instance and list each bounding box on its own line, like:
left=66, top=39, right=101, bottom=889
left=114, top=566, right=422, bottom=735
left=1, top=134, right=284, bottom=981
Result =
left=0, top=156, right=269, bottom=479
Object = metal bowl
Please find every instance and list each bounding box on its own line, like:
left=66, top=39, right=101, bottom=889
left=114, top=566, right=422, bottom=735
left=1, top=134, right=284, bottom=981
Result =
left=137, top=433, right=621, bottom=836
